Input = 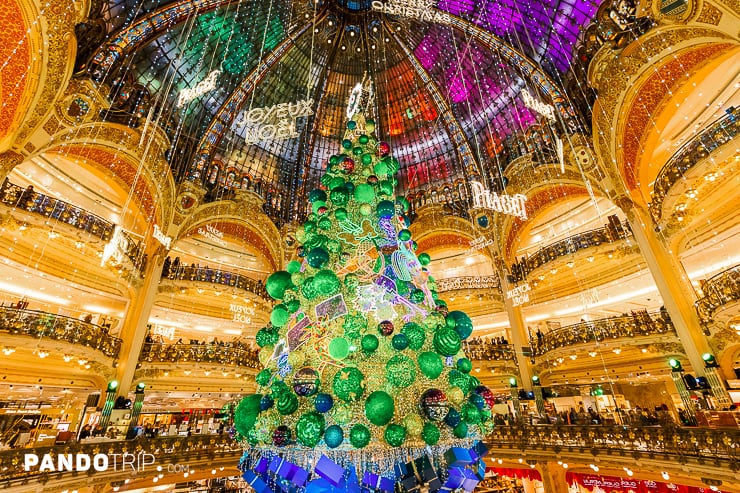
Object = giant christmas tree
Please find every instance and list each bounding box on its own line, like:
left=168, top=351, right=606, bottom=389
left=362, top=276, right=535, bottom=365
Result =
left=235, top=110, right=493, bottom=486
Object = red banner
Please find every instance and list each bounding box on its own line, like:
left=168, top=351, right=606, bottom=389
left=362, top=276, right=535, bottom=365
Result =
left=566, top=472, right=725, bottom=493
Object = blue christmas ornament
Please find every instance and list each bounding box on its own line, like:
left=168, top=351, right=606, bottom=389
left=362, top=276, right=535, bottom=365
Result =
left=260, top=395, right=274, bottom=411
left=444, top=408, right=461, bottom=427
left=469, top=393, right=486, bottom=410
left=315, top=393, right=334, bottom=413
left=324, top=424, right=344, bottom=448
left=477, top=215, right=489, bottom=228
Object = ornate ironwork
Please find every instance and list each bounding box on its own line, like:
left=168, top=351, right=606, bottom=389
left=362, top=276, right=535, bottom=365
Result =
left=436, top=275, right=500, bottom=293
left=162, top=262, right=269, bottom=300
left=462, top=341, right=516, bottom=361
left=140, top=342, right=260, bottom=368
left=695, top=264, right=740, bottom=323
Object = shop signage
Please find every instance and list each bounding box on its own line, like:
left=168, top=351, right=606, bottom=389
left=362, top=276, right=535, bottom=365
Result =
left=506, top=283, right=531, bottom=307
left=230, top=304, right=255, bottom=324
left=521, top=89, right=555, bottom=122
left=470, top=181, right=528, bottom=220
left=465, top=236, right=493, bottom=255
left=177, top=70, right=221, bottom=108
left=151, top=325, right=175, bottom=341
left=371, top=0, right=452, bottom=24
left=197, top=224, right=227, bottom=248
left=236, top=99, right=314, bottom=144
left=24, top=452, right=155, bottom=472
left=153, top=224, right=172, bottom=250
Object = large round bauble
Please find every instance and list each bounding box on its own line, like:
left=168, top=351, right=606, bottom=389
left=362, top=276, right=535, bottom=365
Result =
left=377, top=141, right=390, bottom=156
left=308, top=189, right=327, bottom=203
left=398, top=229, right=412, bottom=241
left=330, top=186, right=349, bottom=206
left=359, top=134, right=370, bottom=144
left=350, top=424, right=371, bottom=448
left=270, top=304, right=290, bottom=327
left=306, top=247, right=329, bottom=269
left=332, top=403, right=352, bottom=425
left=453, top=422, right=468, bottom=439
left=376, top=200, right=395, bottom=218
left=318, top=217, right=333, bottom=231
left=386, top=354, right=416, bottom=387
left=359, top=203, right=373, bottom=216
left=384, top=424, right=406, bottom=447
left=286, top=299, right=301, bottom=313
left=421, top=423, right=440, bottom=445
left=461, top=403, right=481, bottom=424
left=276, top=392, right=299, bottom=415
left=328, top=176, right=345, bottom=190
left=417, top=253, right=431, bottom=266
left=378, top=180, right=394, bottom=196
left=364, top=391, right=395, bottom=426
left=361, top=152, right=373, bottom=165
left=286, top=260, right=302, bottom=274
left=314, top=393, right=334, bottom=413
left=301, top=276, right=318, bottom=300
left=446, top=311, right=474, bottom=340
left=475, top=385, right=496, bottom=409
left=409, top=289, right=425, bottom=304
left=386, top=157, right=400, bottom=174
left=361, top=334, right=379, bottom=353
left=332, top=367, right=365, bottom=402
left=447, top=387, right=465, bottom=406
left=266, top=271, right=292, bottom=300
left=448, top=370, right=473, bottom=394
left=418, top=351, right=443, bottom=379
left=469, top=393, right=486, bottom=410
left=328, top=337, right=350, bottom=360
left=293, top=367, right=320, bottom=397
left=353, top=146, right=364, bottom=156
left=271, top=380, right=290, bottom=397
left=391, top=333, right=409, bottom=350
left=258, top=346, right=273, bottom=366
left=424, top=312, right=446, bottom=331
left=373, top=160, right=389, bottom=177
left=433, top=327, right=461, bottom=356
left=444, top=408, right=461, bottom=427
left=354, top=183, right=376, bottom=203
left=234, top=394, right=262, bottom=435
left=402, top=323, right=425, bottom=350
left=378, top=320, right=394, bottom=336
left=403, top=414, right=423, bottom=437
left=457, top=358, right=473, bottom=374
left=342, top=139, right=353, bottom=149
left=288, top=351, right=305, bottom=368
left=256, top=369, right=272, bottom=386
left=420, top=389, right=449, bottom=421
left=296, top=411, right=325, bottom=447
left=255, top=327, right=279, bottom=348
left=314, top=269, right=340, bottom=296
left=272, top=425, right=292, bottom=446
left=260, top=394, right=274, bottom=411
left=324, top=425, right=344, bottom=448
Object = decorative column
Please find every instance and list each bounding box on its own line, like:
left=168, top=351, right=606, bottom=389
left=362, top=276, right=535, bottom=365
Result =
left=497, top=261, right=534, bottom=388
left=115, top=248, right=166, bottom=394
left=0, top=150, right=24, bottom=183
left=509, top=378, right=522, bottom=418
left=531, top=376, right=546, bottom=415
left=536, top=462, right=569, bottom=493
left=97, top=381, right=119, bottom=433
left=619, top=199, right=710, bottom=374
left=126, top=383, right=146, bottom=438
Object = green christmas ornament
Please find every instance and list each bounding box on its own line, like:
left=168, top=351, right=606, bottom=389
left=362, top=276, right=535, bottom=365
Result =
left=255, top=369, right=272, bottom=386
left=307, top=247, right=330, bottom=268
left=361, top=334, right=379, bottom=353
left=433, top=327, right=462, bottom=356
left=332, top=403, right=352, bottom=425
left=398, top=229, right=412, bottom=241
left=386, top=354, right=416, bottom=387
left=359, top=203, right=373, bottom=216
left=453, top=422, right=468, bottom=438
left=342, top=139, right=353, bottom=149
left=270, top=304, right=290, bottom=327
left=312, top=200, right=327, bottom=215
left=328, top=337, right=350, bottom=360
left=461, top=403, right=481, bottom=424
left=418, top=351, right=443, bottom=379
left=343, top=313, right=368, bottom=340
left=418, top=253, right=431, bottom=266
left=373, top=160, right=389, bottom=177
left=397, top=196, right=410, bottom=212
left=350, top=424, right=371, bottom=448
left=376, top=200, right=395, bottom=218
left=409, top=289, right=425, bottom=304
left=265, top=271, right=292, bottom=300
left=384, top=424, right=406, bottom=447
left=353, top=146, right=363, bottom=156
left=424, top=312, right=446, bottom=330
left=255, top=327, right=279, bottom=347
left=449, top=370, right=473, bottom=394
left=379, top=180, right=394, bottom=196
left=326, top=239, right=341, bottom=254
left=361, top=152, right=373, bottom=165
left=446, top=311, right=474, bottom=340
left=324, top=424, right=344, bottom=448
left=334, top=208, right=348, bottom=221
left=318, top=217, right=333, bottom=230
left=286, top=260, right=302, bottom=274
left=421, top=423, right=440, bottom=445
left=354, top=183, right=376, bottom=203
left=286, top=299, right=301, bottom=313
left=313, top=269, right=340, bottom=296
left=296, top=411, right=325, bottom=447
left=391, top=333, right=409, bottom=350
left=359, top=134, right=369, bottom=144
left=234, top=394, right=262, bottom=436
left=328, top=176, right=345, bottom=190
left=276, top=392, right=299, bottom=415
left=364, top=391, right=395, bottom=426
left=308, top=189, right=327, bottom=203
left=332, top=367, right=365, bottom=401
left=401, top=322, right=425, bottom=350
left=457, top=358, right=473, bottom=374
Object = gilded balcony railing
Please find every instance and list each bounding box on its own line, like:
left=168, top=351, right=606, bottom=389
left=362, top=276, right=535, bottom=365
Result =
left=0, top=306, right=121, bottom=358
left=462, top=341, right=516, bottom=361
left=139, top=342, right=260, bottom=368
left=530, top=310, right=675, bottom=356
left=649, top=108, right=739, bottom=223
left=436, top=275, right=501, bottom=293
left=695, top=264, right=740, bottom=323
left=162, top=261, right=269, bottom=300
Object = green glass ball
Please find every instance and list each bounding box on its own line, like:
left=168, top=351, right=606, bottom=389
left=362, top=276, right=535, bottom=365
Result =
left=361, top=152, right=373, bottom=165
left=353, top=146, right=363, bottom=156
left=421, top=423, right=440, bottom=445
left=296, top=411, right=325, bottom=447
left=354, top=183, right=376, bottom=203
left=276, top=392, right=299, bottom=415
left=401, top=322, right=426, bottom=350
left=391, top=333, right=409, bottom=350
left=308, top=189, right=327, bottom=203
left=446, top=311, right=474, bottom=340
left=343, top=313, right=368, bottom=340
left=418, top=253, right=431, bottom=266
left=359, top=203, right=373, bottom=216
left=329, top=154, right=342, bottom=165
left=359, top=134, right=369, bottom=144
left=270, top=304, right=290, bottom=327
left=265, top=271, right=292, bottom=300
left=255, top=369, right=272, bottom=386
left=255, top=327, right=279, bottom=347
left=418, top=351, right=443, bottom=379
left=332, top=367, right=365, bottom=402
left=433, top=327, right=462, bottom=356
left=306, top=247, right=329, bottom=268
left=409, top=289, right=425, bottom=304
left=328, top=176, right=345, bottom=190
left=342, top=139, right=353, bottom=149
left=311, top=200, right=327, bottom=215
left=449, top=370, right=473, bottom=394
left=386, top=157, right=400, bottom=174
left=285, top=299, right=300, bottom=313
left=373, top=161, right=389, bottom=177
left=234, top=394, right=262, bottom=436
left=347, top=120, right=357, bottom=130
left=453, top=422, right=468, bottom=438
left=364, top=391, right=395, bottom=426
left=328, top=337, right=350, bottom=360
left=313, top=269, right=341, bottom=296
left=398, top=229, right=412, bottom=241
left=379, top=180, right=394, bottom=196
left=384, top=423, right=406, bottom=447
left=376, top=200, right=395, bottom=219
left=386, top=354, right=416, bottom=387
left=361, top=334, right=379, bottom=353
left=301, top=276, right=318, bottom=300
left=457, top=358, right=473, bottom=374
left=334, top=208, right=348, bottom=221
left=324, top=424, right=344, bottom=448
left=397, top=197, right=410, bottom=212
left=318, top=217, right=333, bottom=230
left=330, top=186, right=349, bottom=206
left=286, top=260, right=302, bottom=274
left=461, top=403, right=481, bottom=424
left=350, top=424, right=371, bottom=448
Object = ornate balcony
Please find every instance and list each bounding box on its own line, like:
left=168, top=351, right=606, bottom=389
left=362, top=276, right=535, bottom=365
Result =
left=139, top=342, right=260, bottom=368
left=162, top=262, right=269, bottom=300
left=436, top=275, right=501, bottom=293
left=0, top=179, right=115, bottom=242
left=649, top=108, right=739, bottom=223
left=462, top=341, right=516, bottom=361
left=530, top=311, right=675, bottom=357
left=0, top=306, right=121, bottom=358
left=695, top=264, right=740, bottom=323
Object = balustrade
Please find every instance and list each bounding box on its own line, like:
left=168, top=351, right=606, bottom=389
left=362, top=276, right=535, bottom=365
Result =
left=0, top=306, right=121, bottom=358
left=650, top=108, right=739, bottom=223
left=530, top=311, right=674, bottom=356
left=462, top=340, right=516, bottom=361
left=140, top=342, right=260, bottom=368
left=695, top=264, right=740, bottom=323
left=436, top=275, right=500, bottom=293
left=162, top=261, right=269, bottom=299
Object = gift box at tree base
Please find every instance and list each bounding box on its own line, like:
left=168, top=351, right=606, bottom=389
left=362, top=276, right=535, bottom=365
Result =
left=234, top=113, right=495, bottom=492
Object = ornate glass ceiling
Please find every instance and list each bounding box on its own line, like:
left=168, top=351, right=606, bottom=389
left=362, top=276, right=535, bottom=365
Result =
left=91, top=0, right=600, bottom=221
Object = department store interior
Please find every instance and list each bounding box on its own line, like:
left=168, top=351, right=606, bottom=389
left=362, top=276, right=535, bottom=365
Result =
left=0, top=0, right=738, bottom=491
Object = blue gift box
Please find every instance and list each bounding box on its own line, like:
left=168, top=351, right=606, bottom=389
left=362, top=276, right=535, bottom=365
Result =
left=444, top=447, right=475, bottom=468
left=473, top=461, right=486, bottom=480
left=255, top=457, right=269, bottom=476
left=361, top=472, right=394, bottom=492
left=244, top=470, right=274, bottom=493
left=427, top=478, right=442, bottom=493
left=316, top=455, right=345, bottom=487
left=446, top=468, right=479, bottom=492
left=473, top=441, right=489, bottom=458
